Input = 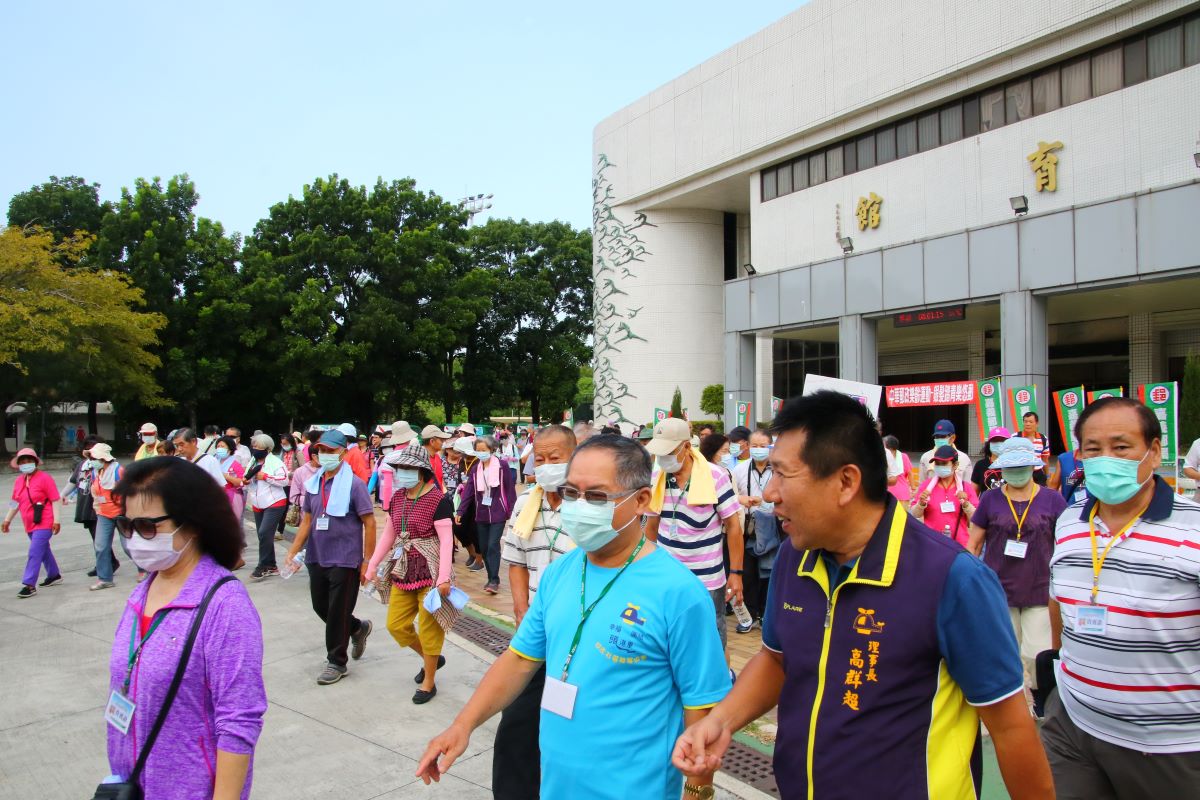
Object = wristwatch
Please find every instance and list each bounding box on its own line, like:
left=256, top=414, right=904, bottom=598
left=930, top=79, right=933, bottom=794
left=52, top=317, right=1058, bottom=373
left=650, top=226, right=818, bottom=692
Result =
left=683, top=784, right=715, bottom=799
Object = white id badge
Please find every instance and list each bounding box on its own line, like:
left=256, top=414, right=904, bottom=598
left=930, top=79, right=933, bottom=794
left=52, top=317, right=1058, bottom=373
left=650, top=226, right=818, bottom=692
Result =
left=1075, top=605, right=1108, bottom=636
left=315, top=516, right=330, bottom=531
left=1003, top=539, right=1029, bottom=559
left=105, top=690, right=135, bottom=735
left=939, top=500, right=955, bottom=514
left=482, top=493, right=493, bottom=507
left=541, top=676, right=578, bottom=719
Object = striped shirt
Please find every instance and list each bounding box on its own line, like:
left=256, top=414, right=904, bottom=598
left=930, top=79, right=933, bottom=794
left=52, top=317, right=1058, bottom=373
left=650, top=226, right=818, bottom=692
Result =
left=1049, top=477, right=1200, bottom=753
left=501, top=491, right=575, bottom=593
left=649, top=461, right=740, bottom=591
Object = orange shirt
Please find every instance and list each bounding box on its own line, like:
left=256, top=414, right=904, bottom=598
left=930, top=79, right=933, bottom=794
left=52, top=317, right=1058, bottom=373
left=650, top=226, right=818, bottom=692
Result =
left=343, top=445, right=372, bottom=482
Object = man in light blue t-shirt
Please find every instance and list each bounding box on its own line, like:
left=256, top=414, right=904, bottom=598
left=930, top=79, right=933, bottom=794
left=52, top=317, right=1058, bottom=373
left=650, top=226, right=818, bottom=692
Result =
left=416, top=436, right=731, bottom=800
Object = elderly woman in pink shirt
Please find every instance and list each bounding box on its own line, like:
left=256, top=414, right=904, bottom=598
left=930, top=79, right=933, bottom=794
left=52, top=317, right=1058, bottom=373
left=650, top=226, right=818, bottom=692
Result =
left=909, top=444, right=979, bottom=545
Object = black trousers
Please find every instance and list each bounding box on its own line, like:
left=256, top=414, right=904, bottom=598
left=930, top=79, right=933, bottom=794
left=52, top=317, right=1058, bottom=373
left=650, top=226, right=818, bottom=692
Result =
left=742, top=540, right=771, bottom=621
left=307, top=563, right=363, bottom=668
left=493, top=663, right=545, bottom=800
left=253, top=504, right=286, bottom=569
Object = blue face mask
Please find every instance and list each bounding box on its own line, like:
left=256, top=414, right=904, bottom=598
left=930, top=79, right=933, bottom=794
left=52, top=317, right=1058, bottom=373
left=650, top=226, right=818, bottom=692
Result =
left=477, top=452, right=492, bottom=462
left=393, top=469, right=420, bottom=489
left=318, top=454, right=341, bottom=473
left=18, top=462, right=36, bottom=475
left=214, top=447, right=230, bottom=460
left=560, top=493, right=638, bottom=552
left=750, top=446, right=770, bottom=462
left=1082, top=451, right=1152, bottom=505
left=729, top=443, right=742, bottom=458
left=933, top=437, right=951, bottom=449
left=722, top=454, right=737, bottom=470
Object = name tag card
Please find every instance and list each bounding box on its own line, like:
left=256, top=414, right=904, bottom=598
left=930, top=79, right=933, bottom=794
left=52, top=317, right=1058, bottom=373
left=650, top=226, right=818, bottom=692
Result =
left=1004, top=539, right=1028, bottom=559
left=541, top=676, right=578, bottom=719
left=482, top=493, right=493, bottom=507
left=105, top=690, right=135, bottom=735
left=939, top=500, right=955, bottom=514
left=316, top=517, right=331, bottom=530
left=1075, top=605, right=1108, bottom=636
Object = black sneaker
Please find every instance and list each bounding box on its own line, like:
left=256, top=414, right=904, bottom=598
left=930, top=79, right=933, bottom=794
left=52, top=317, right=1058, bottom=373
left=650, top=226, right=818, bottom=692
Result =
left=484, top=581, right=499, bottom=595
left=351, top=619, right=373, bottom=660
left=39, top=574, right=63, bottom=587
left=87, top=568, right=98, bottom=578
left=17, top=585, right=36, bottom=599
left=467, top=557, right=484, bottom=572
left=250, top=566, right=279, bottom=582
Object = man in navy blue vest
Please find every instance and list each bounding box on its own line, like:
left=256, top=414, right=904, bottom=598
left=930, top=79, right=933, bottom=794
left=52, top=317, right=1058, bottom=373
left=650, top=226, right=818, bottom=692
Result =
left=673, top=390, right=1053, bottom=799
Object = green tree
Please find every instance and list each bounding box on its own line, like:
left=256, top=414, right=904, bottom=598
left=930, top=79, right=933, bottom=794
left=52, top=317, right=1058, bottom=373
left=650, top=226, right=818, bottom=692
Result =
left=466, top=218, right=593, bottom=423
left=701, top=383, right=724, bottom=420
left=7, top=176, right=110, bottom=245
left=670, top=386, right=683, bottom=419
left=0, top=226, right=166, bottom=450
left=1182, top=353, right=1200, bottom=447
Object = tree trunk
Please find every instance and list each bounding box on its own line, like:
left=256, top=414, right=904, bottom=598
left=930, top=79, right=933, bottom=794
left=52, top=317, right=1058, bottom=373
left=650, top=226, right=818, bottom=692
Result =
left=0, top=396, right=11, bottom=456
left=188, top=403, right=198, bottom=433
left=442, top=352, right=456, bottom=423
left=87, top=398, right=99, bottom=435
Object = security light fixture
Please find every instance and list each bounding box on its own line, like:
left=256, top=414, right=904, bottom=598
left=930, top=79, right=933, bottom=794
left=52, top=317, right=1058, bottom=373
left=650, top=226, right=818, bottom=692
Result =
left=744, top=263, right=757, bottom=276
left=839, top=237, right=854, bottom=254
left=1010, top=195, right=1029, bottom=216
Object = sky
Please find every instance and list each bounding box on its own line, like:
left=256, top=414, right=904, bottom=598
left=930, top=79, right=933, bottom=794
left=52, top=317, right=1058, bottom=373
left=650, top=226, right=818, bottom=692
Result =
left=1, top=1, right=804, bottom=238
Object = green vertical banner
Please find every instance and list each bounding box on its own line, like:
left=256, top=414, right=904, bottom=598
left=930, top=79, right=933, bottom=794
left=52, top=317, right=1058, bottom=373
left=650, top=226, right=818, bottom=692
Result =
left=1008, top=385, right=1038, bottom=430
left=975, top=378, right=1004, bottom=441
left=654, top=408, right=669, bottom=424
left=1138, top=382, right=1179, bottom=462
left=736, top=401, right=752, bottom=428
left=1087, top=387, right=1124, bottom=402
left=771, top=396, right=784, bottom=415
left=1053, top=386, right=1086, bottom=453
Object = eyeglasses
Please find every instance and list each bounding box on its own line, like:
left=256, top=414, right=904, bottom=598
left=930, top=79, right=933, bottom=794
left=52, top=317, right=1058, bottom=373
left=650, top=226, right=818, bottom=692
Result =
left=558, top=486, right=645, bottom=505
left=115, top=514, right=174, bottom=539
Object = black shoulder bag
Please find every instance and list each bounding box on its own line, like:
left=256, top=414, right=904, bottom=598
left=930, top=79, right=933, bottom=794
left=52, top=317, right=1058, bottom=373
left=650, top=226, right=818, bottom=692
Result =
left=92, top=575, right=236, bottom=800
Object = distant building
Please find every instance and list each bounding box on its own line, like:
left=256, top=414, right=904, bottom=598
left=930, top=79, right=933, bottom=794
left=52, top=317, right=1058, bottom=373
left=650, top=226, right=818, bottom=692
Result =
left=5, top=402, right=116, bottom=453
left=592, top=0, right=1200, bottom=454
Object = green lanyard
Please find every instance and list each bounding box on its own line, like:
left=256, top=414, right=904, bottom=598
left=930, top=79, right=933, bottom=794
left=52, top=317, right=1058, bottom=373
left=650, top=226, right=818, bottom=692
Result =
left=560, top=536, right=645, bottom=681
left=398, top=483, right=423, bottom=537
left=123, top=612, right=169, bottom=695
left=543, top=509, right=564, bottom=552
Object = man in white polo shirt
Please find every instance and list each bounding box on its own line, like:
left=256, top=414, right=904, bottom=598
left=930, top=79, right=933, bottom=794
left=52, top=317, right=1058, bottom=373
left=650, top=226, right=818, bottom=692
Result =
left=1045, top=396, right=1200, bottom=795
left=643, top=418, right=744, bottom=659
left=494, top=423, right=577, bottom=799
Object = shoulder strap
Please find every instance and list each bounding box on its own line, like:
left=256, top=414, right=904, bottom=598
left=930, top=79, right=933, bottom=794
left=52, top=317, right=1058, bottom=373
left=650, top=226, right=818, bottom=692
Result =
left=129, top=575, right=236, bottom=784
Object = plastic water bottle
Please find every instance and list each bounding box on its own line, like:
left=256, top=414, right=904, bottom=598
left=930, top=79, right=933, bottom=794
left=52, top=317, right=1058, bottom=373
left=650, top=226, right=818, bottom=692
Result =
left=942, top=525, right=952, bottom=538
left=281, top=550, right=306, bottom=579
left=731, top=596, right=754, bottom=628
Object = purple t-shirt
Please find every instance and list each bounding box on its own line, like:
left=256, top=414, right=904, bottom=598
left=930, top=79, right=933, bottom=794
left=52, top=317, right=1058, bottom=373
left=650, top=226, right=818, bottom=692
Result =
left=302, top=474, right=374, bottom=569
left=970, top=486, right=1068, bottom=608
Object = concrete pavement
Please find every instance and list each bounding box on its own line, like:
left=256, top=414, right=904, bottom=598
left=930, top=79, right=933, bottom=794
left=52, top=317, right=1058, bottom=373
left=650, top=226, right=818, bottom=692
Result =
left=0, top=468, right=751, bottom=799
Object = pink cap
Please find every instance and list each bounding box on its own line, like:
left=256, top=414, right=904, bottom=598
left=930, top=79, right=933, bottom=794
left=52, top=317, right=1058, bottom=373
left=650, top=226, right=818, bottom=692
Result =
left=987, top=426, right=1012, bottom=441
left=9, top=447, right=41, bottom=470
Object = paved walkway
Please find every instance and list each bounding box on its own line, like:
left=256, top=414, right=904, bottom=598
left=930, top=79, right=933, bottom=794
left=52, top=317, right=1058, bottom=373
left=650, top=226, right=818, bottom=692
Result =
left=0, top=469, right=754, bottom=799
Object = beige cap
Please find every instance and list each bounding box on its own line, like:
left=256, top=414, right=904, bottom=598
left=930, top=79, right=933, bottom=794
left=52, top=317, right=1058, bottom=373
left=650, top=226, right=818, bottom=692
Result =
left=456, top=422, right=477, bottom=436
left=421, top=424, right=451, bottom=440
left=644, top=418, right=692, bottom=456
left=87, top=442, right=115, bottom=461
left=139, top=422, right=158, bottom=435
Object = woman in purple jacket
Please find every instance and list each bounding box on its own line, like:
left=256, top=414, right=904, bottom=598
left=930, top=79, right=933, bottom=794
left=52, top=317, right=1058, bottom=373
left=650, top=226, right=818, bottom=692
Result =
left=455, top=435, right=517, bottom=594
left=105, top=457, right=266, bottom=799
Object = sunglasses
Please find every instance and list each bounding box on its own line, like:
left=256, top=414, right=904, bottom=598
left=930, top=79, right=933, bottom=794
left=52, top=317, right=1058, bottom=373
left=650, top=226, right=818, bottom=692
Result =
left=115, top=514, right=174, bottom=539
left=558, top=486, right=644, bottom=505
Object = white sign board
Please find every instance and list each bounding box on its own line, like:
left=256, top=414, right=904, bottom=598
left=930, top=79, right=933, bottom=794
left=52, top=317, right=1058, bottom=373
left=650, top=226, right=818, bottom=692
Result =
left=801, top=375, right=883, bottom=418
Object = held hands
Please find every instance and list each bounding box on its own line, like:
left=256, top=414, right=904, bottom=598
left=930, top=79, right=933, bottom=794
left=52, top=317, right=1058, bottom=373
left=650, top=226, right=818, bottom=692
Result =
left=415, top=723, right=471, bottom=784
left=672, top=715, right=731, bottom=778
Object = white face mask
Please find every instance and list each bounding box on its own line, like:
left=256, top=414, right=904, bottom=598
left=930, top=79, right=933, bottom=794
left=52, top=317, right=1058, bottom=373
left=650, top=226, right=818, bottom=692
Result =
left=127, top=528, right=191, bottom=572
left=657, top=451, right=684, bottom=474
left=142, top=435, right=156, bottom=445
left=535, top=462, right=569, bottom=491
left=18, top=462, right=36, bottom=475
left=934, top=464, right=954, bottom=479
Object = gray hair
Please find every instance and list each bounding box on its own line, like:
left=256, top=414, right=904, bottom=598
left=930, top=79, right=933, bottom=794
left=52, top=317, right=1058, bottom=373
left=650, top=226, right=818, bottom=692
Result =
left=568, top=434, right=652, bottom=492
left=251, top=433, right=274, bottom=451
left=173, top=427, right=198, bottom=443
left=573, top=422, right=596, bottom=443
left=475, top=435, right=498, bottom=452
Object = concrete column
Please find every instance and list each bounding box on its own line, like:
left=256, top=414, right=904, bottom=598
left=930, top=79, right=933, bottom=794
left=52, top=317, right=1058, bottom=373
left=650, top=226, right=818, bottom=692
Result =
left=1000, top=291, right=1048, bottom=427
left=755, top=332, right=774, bottom=424
left=838, top=315, right=878, bottom=384
left=724, top=332, right=757, bottom=426
left=965, top=330, right=987, bottom=457
left=1128, top=313, right=1161, bottom=387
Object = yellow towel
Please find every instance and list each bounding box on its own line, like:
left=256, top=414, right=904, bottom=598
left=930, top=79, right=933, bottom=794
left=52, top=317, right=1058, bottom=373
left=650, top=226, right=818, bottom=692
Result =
left=513, top=485, right=545, bottom=539
left=650, top=448, right=718, bottom=513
